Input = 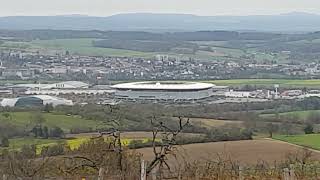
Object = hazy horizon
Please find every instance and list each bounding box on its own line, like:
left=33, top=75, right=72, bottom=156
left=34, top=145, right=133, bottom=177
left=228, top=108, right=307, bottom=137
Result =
left=1, top=0, right=320, bottom=17
left=0, top=11, right=320, bottom=18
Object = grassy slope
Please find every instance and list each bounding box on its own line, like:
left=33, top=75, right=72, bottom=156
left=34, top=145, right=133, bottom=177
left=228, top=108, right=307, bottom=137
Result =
left=3, top=131, right=197, bottom=153
left=0, top=112, right=102, bottom=132
left=30, top=39, right=252, bottom=60
left=0, top=41, right=31, bottom=49
left=30, top=38, right=153, bottom=57
left=193, top=40, right=288, bottom=63
left=8, top=138, right=65, bottom=152
left=4, top=135, right=156, bottom=153
left=5, top=137, right=89, bottom=153
left=186, top=118, right=243, bottom=128
left=260, top=110, right=320, bottom=119
left=274, top=134, right=320, bottom=150
left=1, top=39, right=270, bottom=61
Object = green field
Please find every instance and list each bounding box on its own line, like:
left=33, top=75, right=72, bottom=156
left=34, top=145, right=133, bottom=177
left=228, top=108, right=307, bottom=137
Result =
left=3, top=135, right=156, bottom=154
left=29, top=38, right=154, bottom=57
left=261, top=110, right=320, bottom=120
left=7, top=137, right=65, bottom=153
left=0, top=41, right=31, bottom=49
left=0, top=111, right=159, bottom=153
left=203, top=79, right=320, bottom=88
left=4, top=137, right=90, bottom=153
left=29, top=39, right=251, bottom=60
left=274, top=134, right=320, bottom=150
left=0, top=38, right=154, bottom=57
left=0, top=112, right=103, bottom=132
left=1, top=38, right=277, bottom=61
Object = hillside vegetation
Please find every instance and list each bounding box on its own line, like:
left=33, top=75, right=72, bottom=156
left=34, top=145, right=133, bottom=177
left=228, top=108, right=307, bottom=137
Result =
left=3, top=30, right=320, bottom=62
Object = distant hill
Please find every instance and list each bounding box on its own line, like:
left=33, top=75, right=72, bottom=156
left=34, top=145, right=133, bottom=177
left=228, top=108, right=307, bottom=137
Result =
left=0, top=12, right=320, bottom=32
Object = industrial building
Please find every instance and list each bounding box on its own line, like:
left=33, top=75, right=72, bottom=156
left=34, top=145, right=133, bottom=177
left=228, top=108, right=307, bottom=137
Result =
left=12, top=81, right=89, bottom=90
left=225, top=90, right=251, bottom=98
left=24, top=89, right=115, bottom=95
left=112, top=81, right=215, bottom=100
left=0, top=95, right=73, bottom=107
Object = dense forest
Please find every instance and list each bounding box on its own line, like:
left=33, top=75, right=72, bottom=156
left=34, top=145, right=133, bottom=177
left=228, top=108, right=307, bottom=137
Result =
left=0, top=30, right=283, bottom=41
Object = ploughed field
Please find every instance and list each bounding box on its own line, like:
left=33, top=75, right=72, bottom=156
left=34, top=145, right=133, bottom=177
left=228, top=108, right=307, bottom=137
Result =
left=138, top=139, right=320, bottom=165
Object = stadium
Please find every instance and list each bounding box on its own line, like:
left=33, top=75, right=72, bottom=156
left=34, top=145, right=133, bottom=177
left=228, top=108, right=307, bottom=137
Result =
left=112, top=81, right=215, bottom=100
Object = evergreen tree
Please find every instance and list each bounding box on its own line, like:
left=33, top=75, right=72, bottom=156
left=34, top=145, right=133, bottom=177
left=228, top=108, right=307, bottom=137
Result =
left=31, top=126, right=39, bottom=138
left=304, top=124, right=314, bottom=134
left=1, top=137, right=9, bottom=147
left=49, top=127, right=65, bottom=138
left=43, top=126, right=49, bottom=139
left=38, top=126, right=43, bottom=137
left=43, top=104, right=54, bottom=113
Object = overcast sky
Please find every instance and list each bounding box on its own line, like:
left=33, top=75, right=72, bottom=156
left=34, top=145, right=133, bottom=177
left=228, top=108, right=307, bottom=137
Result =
left=1, top=0, right=320, bottom=17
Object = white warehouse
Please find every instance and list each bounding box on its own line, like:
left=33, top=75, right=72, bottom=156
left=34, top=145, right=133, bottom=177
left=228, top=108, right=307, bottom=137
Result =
left=112, top=82, right=215, bottom=100
left=12, top=81, right=89, bottom=90
left=225, top=90, right=251, bottom=98
left=1, top=95, right=73, bottom=107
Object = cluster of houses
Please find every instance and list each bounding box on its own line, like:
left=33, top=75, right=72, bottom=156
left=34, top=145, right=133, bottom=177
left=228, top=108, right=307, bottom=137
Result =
left=3, top=50, right=320, bottom=82
left=224, top=89, right=320, bottom=100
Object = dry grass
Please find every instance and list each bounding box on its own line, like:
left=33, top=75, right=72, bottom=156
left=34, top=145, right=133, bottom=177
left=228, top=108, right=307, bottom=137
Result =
left=171, top=117, right=243, bottom=129
left=189, top=118, right=243, bottom=128
left=3, top=138, right=320, bottom=179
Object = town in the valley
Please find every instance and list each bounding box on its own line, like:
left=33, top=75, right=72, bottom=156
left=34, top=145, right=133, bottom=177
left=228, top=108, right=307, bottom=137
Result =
left=0, top=50, right=320, bottom=106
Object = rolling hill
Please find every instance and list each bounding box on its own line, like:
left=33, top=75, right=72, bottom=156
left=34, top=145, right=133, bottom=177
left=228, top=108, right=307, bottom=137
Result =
left=0, top=12, right=320, bottom=32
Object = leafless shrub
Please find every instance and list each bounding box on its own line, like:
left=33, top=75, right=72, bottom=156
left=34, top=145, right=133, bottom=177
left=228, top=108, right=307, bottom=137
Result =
left=146, top=116, right=190, bottom=177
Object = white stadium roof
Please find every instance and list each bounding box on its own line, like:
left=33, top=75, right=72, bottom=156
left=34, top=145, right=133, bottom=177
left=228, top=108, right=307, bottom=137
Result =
left=112, top=82, right=214, bottom=90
